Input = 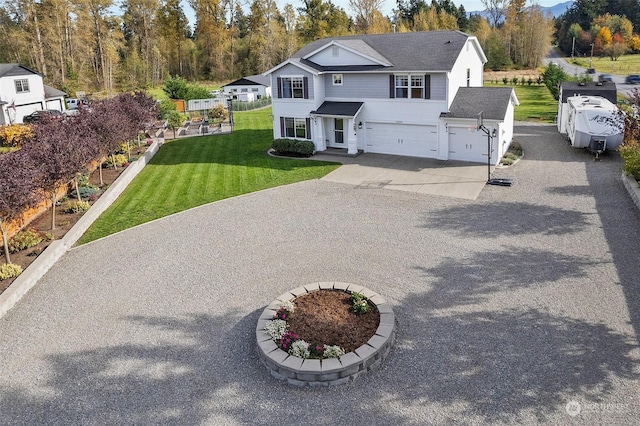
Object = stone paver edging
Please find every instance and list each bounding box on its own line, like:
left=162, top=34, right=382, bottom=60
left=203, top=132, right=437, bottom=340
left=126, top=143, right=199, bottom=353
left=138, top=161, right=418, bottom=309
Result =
left=256, top=282, right=396, bottom=387
left=621, top=173, right=640, bottom=211
left=0, top=140, right=163, bottom=319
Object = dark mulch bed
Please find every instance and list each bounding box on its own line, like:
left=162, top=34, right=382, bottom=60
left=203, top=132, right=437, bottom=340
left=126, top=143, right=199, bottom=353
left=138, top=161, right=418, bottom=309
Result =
left=286, top=289, right=380, bottom=353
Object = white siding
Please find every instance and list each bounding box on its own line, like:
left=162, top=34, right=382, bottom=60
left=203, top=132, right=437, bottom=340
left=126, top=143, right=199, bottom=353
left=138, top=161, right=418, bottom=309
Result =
left=0, top=73, right=46, bottom=123
left=447, top=40, right=485, bottom=108
left=223, top=84, right=270, bottom=98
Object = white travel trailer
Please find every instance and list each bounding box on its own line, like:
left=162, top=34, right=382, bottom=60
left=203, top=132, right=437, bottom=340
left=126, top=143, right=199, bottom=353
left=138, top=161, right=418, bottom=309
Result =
left=565, top=95, right=623, bottom=153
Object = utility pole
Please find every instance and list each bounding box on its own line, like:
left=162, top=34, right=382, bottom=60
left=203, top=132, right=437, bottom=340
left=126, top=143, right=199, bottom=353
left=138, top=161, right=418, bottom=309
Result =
left=571, top=36, right=575, bottom=59
left=589, top=43, right=594, bottom=67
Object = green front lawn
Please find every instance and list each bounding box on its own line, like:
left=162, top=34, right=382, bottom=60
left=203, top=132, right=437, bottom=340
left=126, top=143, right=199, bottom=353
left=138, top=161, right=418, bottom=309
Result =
left=78, top=108, right=340, bottom=244
left=486, top=83, right=557, bottom=122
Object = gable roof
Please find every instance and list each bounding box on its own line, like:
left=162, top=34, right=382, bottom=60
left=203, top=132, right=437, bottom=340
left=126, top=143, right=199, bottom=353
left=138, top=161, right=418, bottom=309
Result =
left=265, top=30, right=485, bottom=76
left=44, top=84, right=66, bottom=98
left=559, top=81, right=617, bottom=104
left=224, top=74, right=271, bottom=87
left=292, top=31, right=481, bottom=73
left=0, top=63, right=40, bottom=78
left=442, top=87, right=518, bottom=120
left=301, top=39, right=392, bottom=67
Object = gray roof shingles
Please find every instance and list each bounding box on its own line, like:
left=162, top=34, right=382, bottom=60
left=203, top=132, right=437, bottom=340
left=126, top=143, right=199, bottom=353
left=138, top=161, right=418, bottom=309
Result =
left=0, top=63, right=39, bottom=78
left=311, top=101, right=364, bottom=117
left=443, top=87, right=515, bottom=120
left=225, top=74, right=271, bottom=87
left=292, top=30, right=472, bottom=72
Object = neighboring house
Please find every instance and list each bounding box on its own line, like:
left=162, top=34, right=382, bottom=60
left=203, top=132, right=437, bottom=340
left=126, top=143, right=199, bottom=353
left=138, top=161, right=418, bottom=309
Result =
left=556, top=81, right=617, bottom=135
left=265, top=30, right=519, bottom=165
left=222, top=74, right=272, bottom=101
left=0, top=63, right=66, bottom=125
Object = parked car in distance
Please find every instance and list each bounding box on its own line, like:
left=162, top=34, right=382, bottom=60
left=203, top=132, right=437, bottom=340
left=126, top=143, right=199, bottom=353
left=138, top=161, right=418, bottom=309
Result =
left=598, top=74, right=613, bottom=83
left=587, top=68, right=596, bottom=74
left=625, top=74, right=640, bottom=84
left=22, top=109, right=64, bottom=124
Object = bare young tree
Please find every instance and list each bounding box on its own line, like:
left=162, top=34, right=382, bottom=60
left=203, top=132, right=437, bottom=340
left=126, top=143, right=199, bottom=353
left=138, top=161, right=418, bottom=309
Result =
left=349, top=0, right=385, bottom=33
left=481, top=0, right=508, bottom=27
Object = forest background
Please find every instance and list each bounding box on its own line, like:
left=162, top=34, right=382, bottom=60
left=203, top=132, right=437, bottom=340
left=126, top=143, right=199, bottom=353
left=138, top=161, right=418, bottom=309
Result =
left=1, top=0, right=639, bottom=97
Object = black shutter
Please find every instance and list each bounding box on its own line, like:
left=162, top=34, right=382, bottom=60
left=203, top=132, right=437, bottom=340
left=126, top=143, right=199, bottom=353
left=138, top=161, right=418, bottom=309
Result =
left=389, top=75, right=395, bottom=98
left=277, top=77, right=282, bottom=98
left=303, top=76, right=309, bottom=99
left=305, top=118, right=311, bottom=139
left=425, top=75, right=431, bottom=99
left=280, top=117, right=285, bottom=137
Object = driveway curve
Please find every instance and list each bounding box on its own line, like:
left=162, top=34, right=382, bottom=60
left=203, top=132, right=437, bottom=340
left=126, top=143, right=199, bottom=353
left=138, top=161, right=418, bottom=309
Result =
left=1, top=124, right=640, bottom=424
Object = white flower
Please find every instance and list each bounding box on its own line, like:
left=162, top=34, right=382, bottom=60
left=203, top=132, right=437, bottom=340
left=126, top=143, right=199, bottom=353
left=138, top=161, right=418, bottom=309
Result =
left=323, top=345, right=345, bottom=358
left=264, top=319, right=288, bottom=340
left=289, top=340, right=311, bottom=358
left=278, top=300, right=295, bottom=313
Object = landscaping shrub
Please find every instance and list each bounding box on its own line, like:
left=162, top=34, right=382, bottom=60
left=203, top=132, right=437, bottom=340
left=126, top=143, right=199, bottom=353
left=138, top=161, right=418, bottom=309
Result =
left=619, top=142, right=640, bottom=179
left=508, top=141, right=523, bottom=157
left=64, top=200, right=91, bottom=214
left=70, top=184, right=100, bottom=199
left=8, top=229, right=44, bottom=253
left=272, top=139, right=315, bottom=156
left=104, top=154, right=128, bottom=168
left=0, top=263, right=22, bottom=281
left=0, top=124, right=32, bottom=147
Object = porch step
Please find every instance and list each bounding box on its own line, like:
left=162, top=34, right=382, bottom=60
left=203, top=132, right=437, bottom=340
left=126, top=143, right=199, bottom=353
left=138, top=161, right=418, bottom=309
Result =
left=320, top=148, right=363, bottom=157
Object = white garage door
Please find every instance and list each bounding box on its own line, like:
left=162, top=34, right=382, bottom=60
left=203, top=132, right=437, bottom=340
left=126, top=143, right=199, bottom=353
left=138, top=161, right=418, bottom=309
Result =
left=448, top=126, right=489, bottom=163
left=366, top=123, right=438, bottom=157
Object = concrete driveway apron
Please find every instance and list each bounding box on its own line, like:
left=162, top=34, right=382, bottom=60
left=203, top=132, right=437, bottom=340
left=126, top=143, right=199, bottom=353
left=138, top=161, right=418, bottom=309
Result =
left=312, top=152, right=490, bottom=200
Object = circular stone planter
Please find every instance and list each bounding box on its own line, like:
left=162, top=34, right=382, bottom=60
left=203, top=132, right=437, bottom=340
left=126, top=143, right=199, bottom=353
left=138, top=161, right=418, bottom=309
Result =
left=256, top=282, right=396, bottom=387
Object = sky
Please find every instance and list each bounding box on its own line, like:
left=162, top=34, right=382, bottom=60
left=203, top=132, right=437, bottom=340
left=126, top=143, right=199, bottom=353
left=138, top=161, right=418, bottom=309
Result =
left=180, top=0, right=567, bottom=30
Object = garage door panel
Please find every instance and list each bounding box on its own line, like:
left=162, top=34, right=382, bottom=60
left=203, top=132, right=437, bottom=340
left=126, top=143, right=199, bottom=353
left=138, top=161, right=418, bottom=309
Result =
left=366, top=123, right=437, bottom=157
left=448, top=127, right=488, bottom=162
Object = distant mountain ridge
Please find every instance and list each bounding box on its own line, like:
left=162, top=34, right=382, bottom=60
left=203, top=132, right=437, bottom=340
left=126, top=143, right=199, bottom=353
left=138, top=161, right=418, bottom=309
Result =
left=468, top=1, right=574, bottom=19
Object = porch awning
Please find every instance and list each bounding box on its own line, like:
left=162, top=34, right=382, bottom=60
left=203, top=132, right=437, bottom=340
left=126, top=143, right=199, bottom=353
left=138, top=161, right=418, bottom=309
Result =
left=310, top=101, right=364, bottom=117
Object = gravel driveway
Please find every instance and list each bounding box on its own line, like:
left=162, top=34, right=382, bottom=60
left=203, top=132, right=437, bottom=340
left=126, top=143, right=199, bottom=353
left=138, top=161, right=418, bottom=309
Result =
left=1, top=124, right=639, bottom=425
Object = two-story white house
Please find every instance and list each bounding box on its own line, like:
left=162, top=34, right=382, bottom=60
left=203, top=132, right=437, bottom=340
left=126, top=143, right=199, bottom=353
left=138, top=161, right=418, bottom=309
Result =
left=0, top=63, right=66, bottom=125
left=265, top=30, right=518, bottom=165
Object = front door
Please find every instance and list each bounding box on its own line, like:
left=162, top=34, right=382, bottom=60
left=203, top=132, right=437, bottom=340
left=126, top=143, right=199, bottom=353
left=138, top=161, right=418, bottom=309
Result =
left=333, top=118, right=344, bottom=146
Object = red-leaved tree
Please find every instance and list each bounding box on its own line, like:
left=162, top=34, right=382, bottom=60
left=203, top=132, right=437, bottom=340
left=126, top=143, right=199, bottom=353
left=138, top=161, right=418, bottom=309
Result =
left=0, top=150, right=45, bottom=264
left=22, top=116, right=94, bottom=230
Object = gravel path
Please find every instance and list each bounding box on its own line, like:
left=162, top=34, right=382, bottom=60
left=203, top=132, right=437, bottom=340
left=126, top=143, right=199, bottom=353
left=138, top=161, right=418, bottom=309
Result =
left=1, top=124, right=639, bottom=425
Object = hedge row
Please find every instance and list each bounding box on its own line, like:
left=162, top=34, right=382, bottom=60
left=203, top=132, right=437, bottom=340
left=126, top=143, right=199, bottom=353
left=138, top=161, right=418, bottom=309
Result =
left=272, top=139, right=315, bottom=157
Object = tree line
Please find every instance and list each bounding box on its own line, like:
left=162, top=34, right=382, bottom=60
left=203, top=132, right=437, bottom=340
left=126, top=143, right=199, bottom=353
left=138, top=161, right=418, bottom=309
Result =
left=0, top=0, right=558, bottom=94
left=555, top=0, right=640, bottom=59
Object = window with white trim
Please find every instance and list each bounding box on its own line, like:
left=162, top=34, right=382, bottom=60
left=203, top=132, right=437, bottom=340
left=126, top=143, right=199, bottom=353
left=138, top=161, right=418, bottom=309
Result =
left=281, top=77, right=304, bottom=98
left=284, top=117, right=308, bottom=138
left=15, top=79, right=29, bottom=93
left=333, top=74, right=343, bottom=85
left=241, top=88, right=248, bottom=92
left=395, top=74, right=423, bottom=98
